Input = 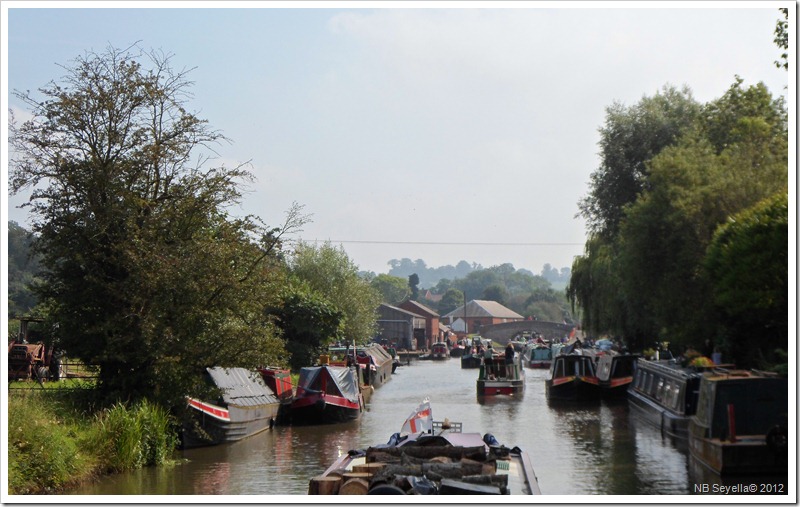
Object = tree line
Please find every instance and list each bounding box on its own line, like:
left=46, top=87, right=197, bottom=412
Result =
left=567, top=10, right=789, bottom=371
left=377, top=257, right=571, bottom=289
left=367, top=263, right=574, bottom=323
left=9, top=46, right=382, bottom=413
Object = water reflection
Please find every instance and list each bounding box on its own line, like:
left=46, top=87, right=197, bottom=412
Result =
left=68, top=358, right=784, bottom=497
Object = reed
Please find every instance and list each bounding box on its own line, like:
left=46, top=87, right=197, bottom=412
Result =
left=8, top=391, right=179, bottom=494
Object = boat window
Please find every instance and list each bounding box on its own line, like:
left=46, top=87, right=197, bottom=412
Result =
left=664, top=382, right=672, bottom=406
left=655, top=379, right=665, bottom=400
left=555, top=360, right=564, bottom=378
left=671, top=383, right=683, bottom=412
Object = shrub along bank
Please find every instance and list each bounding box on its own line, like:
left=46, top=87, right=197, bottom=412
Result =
left=8, top=388, right=179, bottom=494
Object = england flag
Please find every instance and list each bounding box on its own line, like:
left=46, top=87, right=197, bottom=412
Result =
left=400, top=398, right=432, bottom=435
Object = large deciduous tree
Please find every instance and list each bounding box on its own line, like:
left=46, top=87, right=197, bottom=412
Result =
left=370, top=274, right=411, bottom=305
left=9, top=45, right=292, bottom=408
left=289, top=241, right=381, bottom=344
left=705, top=192, right=788, bottom=370
left=570, top=76, right=787, bottom=361
left=578, top=85, right=701, bottom=236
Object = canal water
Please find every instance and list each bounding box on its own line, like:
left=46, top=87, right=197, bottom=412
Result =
left=69, top=358, right=788, bottom=498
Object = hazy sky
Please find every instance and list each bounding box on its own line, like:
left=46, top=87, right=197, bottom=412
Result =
left=3, top=2, right=791, bottom=275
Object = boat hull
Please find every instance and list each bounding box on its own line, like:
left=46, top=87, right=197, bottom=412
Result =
left=461, top=355, right=482, bottom=369
left=184, top=400, right=279, bottom=448
left=628, top=389, right=690, bottom=440
left=545, top=376, right=600, bottom=401
left=476, top=358, right=525, bottom=397
left=688, top=430, right=788, bottom=476
left=477, top=378, right=525, bottom=396
left=290, top=393, right=362, bottom=425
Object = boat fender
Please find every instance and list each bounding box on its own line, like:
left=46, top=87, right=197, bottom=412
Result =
left=766, top=425, right=787, bottom=453
left=483, top=433, right=500, bottom=446
left=368, top=484, right=406, bottom=495
left=315, top=398, right=326, bottom=411
left=347, top=449, right=366, bottom=458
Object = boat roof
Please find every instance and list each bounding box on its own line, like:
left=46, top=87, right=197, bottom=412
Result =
left=206, top=367, right=279, bottom=408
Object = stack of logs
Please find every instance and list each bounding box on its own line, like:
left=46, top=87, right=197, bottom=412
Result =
left=308, top=445, right=511, bottom=495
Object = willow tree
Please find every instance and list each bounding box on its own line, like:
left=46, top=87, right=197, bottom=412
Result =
left=10, top=45, right=293, bottom=408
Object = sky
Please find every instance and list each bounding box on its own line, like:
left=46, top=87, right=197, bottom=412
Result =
left=2, top=1, right=793, bottom=276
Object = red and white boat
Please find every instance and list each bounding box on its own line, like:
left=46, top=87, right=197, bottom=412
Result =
left=183, top=367, right=280, bottom=448
left=290, top=365, right=364, bottom=425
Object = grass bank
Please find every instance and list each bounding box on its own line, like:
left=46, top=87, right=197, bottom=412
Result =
left=7, top=386, right=179, bottom=495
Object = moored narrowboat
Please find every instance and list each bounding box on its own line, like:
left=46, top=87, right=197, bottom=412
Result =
left=289, top=365, right=364, bottom=425
left=688, top=369, right=788, bottom=476
left=595, top=352, right=638, bottom=397
left=523, top=343, right=552, bottom=369
left=627, top=358, right=702, bottom=441
left=545, top=351, right=600, bottom=401
left=183, top=367, right=280, bottom=448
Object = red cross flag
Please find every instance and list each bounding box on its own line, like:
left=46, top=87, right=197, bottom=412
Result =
left=400, top=398, right=432, bottom=435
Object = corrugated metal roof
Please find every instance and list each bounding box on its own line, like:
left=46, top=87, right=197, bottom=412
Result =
left=206, top=367, right=280, bottom=408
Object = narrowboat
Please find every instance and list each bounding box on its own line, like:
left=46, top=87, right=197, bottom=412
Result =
left=477, top=352, right=525, bottom=397
left=183, top=367, right=280, bottom=448
left=545, top=351, right=600, bottom=401
left=449, top=339, right=467, bottom=358
left=307, top=401, right=542, bottom=495
left=289, top=365, right=364, bottom=425
left=460, top=336, right=488, bottom=369
left=688, top=369, right=788, bottom=476
left=627, top=358, right=702, bottom=441
left=258, top=366, right=293, bottom=401
left=430, top=342, right=449, bottom=360
left=523, top=343, right=552, bottom=369
left=595, top=352, right=638, bottom=397
left=329, top=343, right=394, bottom=388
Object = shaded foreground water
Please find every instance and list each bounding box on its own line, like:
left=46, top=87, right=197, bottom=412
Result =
left=70, top=359, right=790, bottom=497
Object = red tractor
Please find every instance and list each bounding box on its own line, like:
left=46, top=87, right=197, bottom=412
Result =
left=7, top=317, right=61, bottom=382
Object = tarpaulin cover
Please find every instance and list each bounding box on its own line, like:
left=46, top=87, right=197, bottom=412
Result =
left=296, top=365, right=360, bottom=404
left=206, top=367, right=280, bottom=408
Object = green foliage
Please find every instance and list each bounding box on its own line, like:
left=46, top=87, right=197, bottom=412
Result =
left=571, top=75, right=788, bottom=365
left=482, top=284, right=508, bottom=305
left=9, top=45, right=293, bottom=409
left=774, top=8, right=788, bottom=71
left=408, top=273, right=420, bottom=301
left=705, top=192, right=788, bottom=369
left=8, top=392, right=89, bottom=494
left=370, top=273, right=410, bottom=305
left=438, top=288, right=465, bottom=316
left=289, top=241, right=382, bottom=343
left=7, top=221, right=41, bottom=317
left=8, top=392, right=178, bottom=494
left=274, top=282, right=344, bottom=370
left=92, top=400, right=178, bottom=472
left=578, top=85, right=701, bottom=235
